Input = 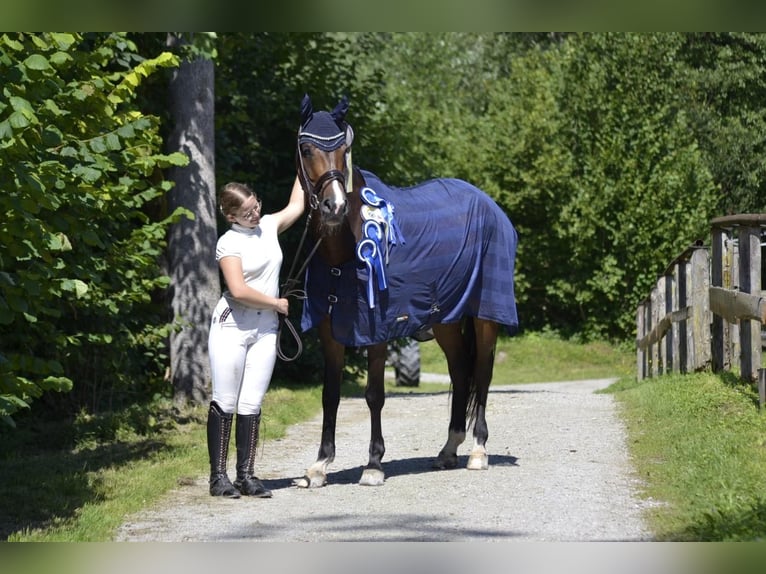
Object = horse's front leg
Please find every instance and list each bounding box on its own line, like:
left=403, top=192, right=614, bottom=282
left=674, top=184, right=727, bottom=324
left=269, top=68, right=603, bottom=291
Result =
left=294, top=317, right=344, bottom=489
left=359, top=342, right=387, bottom=486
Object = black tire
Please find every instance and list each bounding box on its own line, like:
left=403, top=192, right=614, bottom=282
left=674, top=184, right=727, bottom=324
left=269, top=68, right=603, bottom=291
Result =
left=390, top=338, right=420, bottom=387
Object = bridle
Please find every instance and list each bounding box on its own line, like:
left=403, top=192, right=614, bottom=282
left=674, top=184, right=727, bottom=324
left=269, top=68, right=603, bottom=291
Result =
left=276, top=136, right=353, bottom=361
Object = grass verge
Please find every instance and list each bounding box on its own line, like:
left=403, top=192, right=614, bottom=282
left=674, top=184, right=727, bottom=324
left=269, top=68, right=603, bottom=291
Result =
left=0, top=383, right=324, bottom=542
left=604, top=371, right=766, bottom=541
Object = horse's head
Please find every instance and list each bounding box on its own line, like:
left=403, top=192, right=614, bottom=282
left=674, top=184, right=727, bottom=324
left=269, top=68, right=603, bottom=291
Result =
left=296, top=94, right=355, bottom=232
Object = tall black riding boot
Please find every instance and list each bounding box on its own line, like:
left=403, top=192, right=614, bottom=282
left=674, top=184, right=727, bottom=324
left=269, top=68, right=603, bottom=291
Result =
left=207, top=401, right=240, bottom=498
left=234, top=413, right=272, bottom=498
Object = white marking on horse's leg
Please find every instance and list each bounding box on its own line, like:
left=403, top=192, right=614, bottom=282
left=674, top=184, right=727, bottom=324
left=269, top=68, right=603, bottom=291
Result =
left=293, top=459, right=330, bottom=489
left=432, top=430, right=466, bottom=469
left=359, top=468, right=385, bottom=486
left=467, top=438, right=489, bottom=470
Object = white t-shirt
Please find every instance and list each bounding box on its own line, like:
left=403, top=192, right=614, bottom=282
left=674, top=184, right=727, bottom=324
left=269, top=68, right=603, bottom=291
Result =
left=216, top=215, right=283, bottom=299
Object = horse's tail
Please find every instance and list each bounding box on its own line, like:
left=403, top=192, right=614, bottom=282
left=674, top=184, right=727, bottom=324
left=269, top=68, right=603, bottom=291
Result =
left=462, top=317, right=479, bottom=431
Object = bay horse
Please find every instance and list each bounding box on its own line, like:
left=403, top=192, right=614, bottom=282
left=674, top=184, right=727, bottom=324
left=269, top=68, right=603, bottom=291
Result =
left=292, top=94, right=518, bottom=488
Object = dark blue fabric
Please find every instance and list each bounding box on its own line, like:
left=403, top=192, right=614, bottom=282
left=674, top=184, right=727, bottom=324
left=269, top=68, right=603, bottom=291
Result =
left=301, top=169, right=519, bottom=346
left=298, top=110, right=345, bottom=151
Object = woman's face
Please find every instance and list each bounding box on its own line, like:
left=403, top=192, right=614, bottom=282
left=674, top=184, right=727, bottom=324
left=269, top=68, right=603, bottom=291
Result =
left=229, top=195, right=262, bottom=228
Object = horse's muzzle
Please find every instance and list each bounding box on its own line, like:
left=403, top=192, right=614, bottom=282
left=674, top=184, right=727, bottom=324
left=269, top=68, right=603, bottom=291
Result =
left=320, top=196, right=348, bottom=225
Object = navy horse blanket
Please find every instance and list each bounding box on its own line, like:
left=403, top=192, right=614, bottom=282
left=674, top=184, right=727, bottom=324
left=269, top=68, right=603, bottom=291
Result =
left=301, top=169, right=519, bottom=346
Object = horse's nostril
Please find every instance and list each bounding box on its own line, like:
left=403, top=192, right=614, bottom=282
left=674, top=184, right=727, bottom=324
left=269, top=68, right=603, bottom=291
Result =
left=321, top=198, right=347, bottom=216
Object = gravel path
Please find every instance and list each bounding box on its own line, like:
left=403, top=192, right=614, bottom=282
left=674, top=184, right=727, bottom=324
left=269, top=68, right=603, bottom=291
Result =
left=115, top=378, right=654, bottom=542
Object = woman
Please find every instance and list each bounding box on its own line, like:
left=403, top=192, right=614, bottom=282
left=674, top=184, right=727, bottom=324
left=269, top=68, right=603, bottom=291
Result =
left=206, top=177, right=304, bottom=498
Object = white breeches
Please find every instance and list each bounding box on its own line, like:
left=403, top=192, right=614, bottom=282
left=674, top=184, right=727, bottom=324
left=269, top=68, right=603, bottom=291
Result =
left=208, top=297, right=279, bottom=415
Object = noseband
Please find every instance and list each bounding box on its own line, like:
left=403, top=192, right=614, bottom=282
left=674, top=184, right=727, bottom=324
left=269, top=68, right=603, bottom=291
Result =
left=307, top=169, right=347, bottom=210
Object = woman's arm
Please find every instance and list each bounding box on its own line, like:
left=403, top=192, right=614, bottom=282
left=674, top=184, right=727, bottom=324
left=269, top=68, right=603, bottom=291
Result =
left=271, top=176, right=305, bottom=234
left=219, top=256, right=289, bottom=315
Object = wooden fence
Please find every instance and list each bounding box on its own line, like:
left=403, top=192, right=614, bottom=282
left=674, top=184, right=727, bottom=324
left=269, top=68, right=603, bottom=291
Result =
left=635, top=214, right=766, bottom=406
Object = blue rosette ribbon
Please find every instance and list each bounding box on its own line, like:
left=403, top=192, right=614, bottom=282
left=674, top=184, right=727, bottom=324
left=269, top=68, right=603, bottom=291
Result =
left=357, top=186, right=404, bottom=308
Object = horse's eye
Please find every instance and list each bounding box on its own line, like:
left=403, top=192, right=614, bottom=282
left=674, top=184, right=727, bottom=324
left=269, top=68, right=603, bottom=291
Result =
left=300, top=145, right=312, bottom=158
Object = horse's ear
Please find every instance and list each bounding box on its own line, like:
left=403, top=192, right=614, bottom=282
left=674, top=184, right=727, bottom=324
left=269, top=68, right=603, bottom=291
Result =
left=300, top=94, right=313, bottom=126
left=331, top=95, right=349, bottom=123
left=345, top=123, right=354, bottom=148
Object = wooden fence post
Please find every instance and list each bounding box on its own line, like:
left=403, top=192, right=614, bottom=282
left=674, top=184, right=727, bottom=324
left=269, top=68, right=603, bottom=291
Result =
left=689, top=248, right=711, bottom=371
left=636, top=301, right=646, bottom=380
left=670, top=261, right=683, bottom=373
left=738, top=225, right=762, bottom=382
left=711, top=226, right=727, bottom=372
left=650, top=284, right=659, bottom=377
left=665, top=272, right=678, bottom=373
left=657, top=276, right=667, bottom=374
left=677, top=255, right=689, bottom=373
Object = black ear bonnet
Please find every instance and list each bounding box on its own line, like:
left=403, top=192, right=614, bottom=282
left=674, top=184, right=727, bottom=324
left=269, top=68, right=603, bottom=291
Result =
left=298, top=94, right=350, bottom=151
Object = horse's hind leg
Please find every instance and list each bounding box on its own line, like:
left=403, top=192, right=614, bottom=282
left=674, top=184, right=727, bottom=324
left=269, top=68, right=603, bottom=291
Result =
left=431, top=322, right=470, bottom=470
left=466, top=318, right=499, bottom=470
left=359, top=342, right=387, bottom=486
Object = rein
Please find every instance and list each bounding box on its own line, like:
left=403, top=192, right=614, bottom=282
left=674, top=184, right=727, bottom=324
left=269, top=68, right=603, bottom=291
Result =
left=276, top=210, right=322, bottom=362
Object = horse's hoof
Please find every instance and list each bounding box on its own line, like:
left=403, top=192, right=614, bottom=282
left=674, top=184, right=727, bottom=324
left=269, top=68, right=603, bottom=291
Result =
left=467, top=451, right=489, bottom=470
left=432, top=453, right=458, bottom=470
left=293, top=474, right=327, bottom=489
left=359, top=468, right=385, bottom=486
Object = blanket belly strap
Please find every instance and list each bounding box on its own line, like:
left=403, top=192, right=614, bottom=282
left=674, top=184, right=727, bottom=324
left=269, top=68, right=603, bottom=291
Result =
left=326, top=266, right=342, bottom=315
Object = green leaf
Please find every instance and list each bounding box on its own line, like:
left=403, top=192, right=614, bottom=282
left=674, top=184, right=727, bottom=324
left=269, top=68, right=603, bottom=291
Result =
left=49, top=51, right=73, bottom=66
left=72, top=164, right=102, bottom=183
left=9, top=96, right=33, bottom=113
left=23, top=54, right=50, bottom=71
left=1, top=34, right=24, bottom=51
left=0, top=120, right=12, bottom=139
left=8, top=111, right=29, bottom=129
left=61, top=279, right=88, bottom=298
left=42, top=124, right=63, bottom=146
left=117, top=123, right=135, bottom=138
left=89, top=136, right=107, bottom=153
left=48, top=232, right=72, bottom=252
left=40, top=375, right=73, bottom=392
left=49, top=33, right=76, bottom=50
left=105, top=133, right=121, bottom=150
left=43, top=99, right=66, bottom=116
left=155, top=152, right=190, bottom=167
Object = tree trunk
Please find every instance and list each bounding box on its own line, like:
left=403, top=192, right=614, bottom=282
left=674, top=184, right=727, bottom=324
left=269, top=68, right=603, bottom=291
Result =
left=166, top=34, right=219, bottom=406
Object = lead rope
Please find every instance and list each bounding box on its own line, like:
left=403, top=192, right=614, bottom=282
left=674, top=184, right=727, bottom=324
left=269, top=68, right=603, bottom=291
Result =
left=276, top=211, right=322, bottom=362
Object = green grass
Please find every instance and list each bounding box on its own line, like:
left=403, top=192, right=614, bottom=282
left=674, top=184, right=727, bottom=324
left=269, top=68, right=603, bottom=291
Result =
left=419, top=330, right=635, bottom=383
left=604, top=371, right=766, bottom=541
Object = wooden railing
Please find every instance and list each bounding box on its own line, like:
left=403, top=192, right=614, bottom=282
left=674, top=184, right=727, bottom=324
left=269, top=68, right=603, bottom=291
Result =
left=635, top=215, right=765, bottom=405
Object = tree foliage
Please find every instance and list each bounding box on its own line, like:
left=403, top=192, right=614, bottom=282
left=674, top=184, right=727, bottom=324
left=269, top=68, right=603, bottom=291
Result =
left=551, top=33, right=718, bottom=338
left=0, top=33, right=186, bottom=424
